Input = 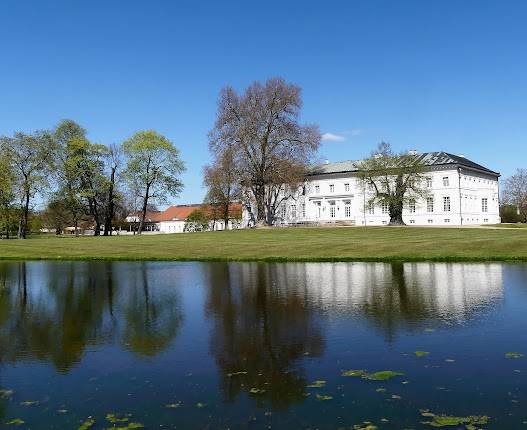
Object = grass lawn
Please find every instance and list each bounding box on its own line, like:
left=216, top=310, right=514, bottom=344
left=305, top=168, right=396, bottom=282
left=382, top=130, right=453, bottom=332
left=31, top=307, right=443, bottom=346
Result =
left=484, top=223, right=527, bottom=229
left=1, top=227, right=527, bottom=262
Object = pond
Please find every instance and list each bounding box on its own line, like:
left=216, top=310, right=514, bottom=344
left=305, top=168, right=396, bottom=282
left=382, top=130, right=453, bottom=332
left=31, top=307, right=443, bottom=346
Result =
left=0, top=261, right=525, bottom=429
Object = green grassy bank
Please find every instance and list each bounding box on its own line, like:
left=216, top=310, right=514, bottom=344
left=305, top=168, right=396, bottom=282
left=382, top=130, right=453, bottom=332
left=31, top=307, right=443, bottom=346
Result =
left=1, top=227, right=527, bottom=262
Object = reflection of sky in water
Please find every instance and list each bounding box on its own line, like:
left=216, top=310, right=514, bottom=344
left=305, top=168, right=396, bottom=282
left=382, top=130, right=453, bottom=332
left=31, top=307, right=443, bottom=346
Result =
left=0, top=261, right=524, bottom=429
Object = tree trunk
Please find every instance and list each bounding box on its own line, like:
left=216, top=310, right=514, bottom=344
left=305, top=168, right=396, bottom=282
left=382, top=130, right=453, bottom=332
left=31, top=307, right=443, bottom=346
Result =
left=20, top=191, right=30, bottom=239
left=388, top=201, right=405, bottom=226
left=137, top=184, right=151, bottom=236
left=104, top=167, right=116, bottom=236
left=255, top=185, right=266, bottom=226
left=223, top=203, right=230, bottom=231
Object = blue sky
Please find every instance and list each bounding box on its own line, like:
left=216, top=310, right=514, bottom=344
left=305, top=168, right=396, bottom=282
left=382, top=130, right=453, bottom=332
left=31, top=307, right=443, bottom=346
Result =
left=1, top=1, right=526, bottom=204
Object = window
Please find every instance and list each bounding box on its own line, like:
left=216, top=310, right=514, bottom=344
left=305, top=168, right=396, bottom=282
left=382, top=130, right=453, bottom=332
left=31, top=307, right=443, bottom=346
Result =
left=482, top=198, right=488, bottom=213
left=301, top=203, right=306, bottom=218
left=426, top=177, right=433, bottom=188
left=329, top=184, right=335, bottom=193
left=427, top=197, right=434, bottom=213
left=330, top=205, right=336, bottom=218
left=444, top=218, right=450, bottom=223
left=367, top=203, right=374, bottom=214
left=428, top=219, right=433, bottom=224
left=280, top=205, right=286, bottom=218
left=382, top=220, right=388, bottom=225
left=344, top=183, right=350, bottom=192
left=409, top=199, right=416, bottom=213
left=409, top=219, right=415, bottom=224
left=291, top=204, right=296, bottom=219
left=315, top=185, right=320, bottom=194
left=345, top=204, right=351, bottom=218
left=443, top=177, right=449, bottom=187
left=381, top=201, right=389, bottom=214
left=443, top=196, right=451, bottom=212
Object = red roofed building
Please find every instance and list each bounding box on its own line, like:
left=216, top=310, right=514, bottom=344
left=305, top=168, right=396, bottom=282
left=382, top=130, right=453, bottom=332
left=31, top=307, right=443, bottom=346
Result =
left=126, top=203, right=242, bottom=233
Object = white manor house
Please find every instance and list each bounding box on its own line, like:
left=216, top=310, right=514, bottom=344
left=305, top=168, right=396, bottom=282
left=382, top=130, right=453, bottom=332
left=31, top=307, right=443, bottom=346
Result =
left=244, top=151, right=500, bottom=227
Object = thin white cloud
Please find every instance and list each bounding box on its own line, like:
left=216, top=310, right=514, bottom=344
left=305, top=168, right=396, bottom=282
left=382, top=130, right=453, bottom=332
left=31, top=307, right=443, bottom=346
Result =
left=321, top=132, right=346, bottom=142
left=349, top=128, right=363, bottom=136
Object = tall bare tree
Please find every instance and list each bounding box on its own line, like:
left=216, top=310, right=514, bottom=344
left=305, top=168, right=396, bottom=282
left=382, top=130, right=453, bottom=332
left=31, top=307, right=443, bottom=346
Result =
left=502, top=168, right=527, bottom=222
left=203, top=148, right=240, bottom=230
left=1, top=131, right=55, bottom=238
left=123, top=130, right=185, bottom=234
left=358, top=143, right=428, bottom=225
left=209, top=77, right=320, bottom=226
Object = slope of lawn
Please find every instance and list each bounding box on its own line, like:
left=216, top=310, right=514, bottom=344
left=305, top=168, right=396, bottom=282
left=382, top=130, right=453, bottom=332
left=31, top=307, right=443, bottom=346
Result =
left=1, top=226, right=527, bottom=262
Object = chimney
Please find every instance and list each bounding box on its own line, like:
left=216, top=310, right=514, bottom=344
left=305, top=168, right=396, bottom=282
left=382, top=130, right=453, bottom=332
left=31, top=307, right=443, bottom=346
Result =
left=408, top=149, right=418, bottom=156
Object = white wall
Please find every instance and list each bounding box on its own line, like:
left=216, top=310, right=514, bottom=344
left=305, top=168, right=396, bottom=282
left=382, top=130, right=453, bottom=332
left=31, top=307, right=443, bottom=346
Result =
left=243, top=167, right=500, bottom=227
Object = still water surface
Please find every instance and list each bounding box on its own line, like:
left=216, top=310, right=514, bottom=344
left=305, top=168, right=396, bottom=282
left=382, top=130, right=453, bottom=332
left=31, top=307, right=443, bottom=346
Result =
left=0, top=261, right=525, bottom=429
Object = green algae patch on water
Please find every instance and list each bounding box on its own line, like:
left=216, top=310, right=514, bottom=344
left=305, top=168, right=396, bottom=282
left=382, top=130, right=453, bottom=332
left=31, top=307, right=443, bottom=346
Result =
left=106, top=413, right=130, bottom=423
left=5, top=419, right=25, bottom=426
left=315, top=394, right=333, bottom=401
left=341, top=369, right=404, bottom=381
left=505, top=352, right=524, bottom=359
left=107, top=423, right=145, bottom=430
left=341, top=369, right=367, bottom=377
left=351, top=422, right=377, bottom=429
left=78, top=418, right=95, bottom=430
left=420, top=409, right=489, bottom=428
left=415, top=350, right=430, bottom=358
left=307, top=380, right=326, bottom=388
left=363, top=371, right=404, bottom=381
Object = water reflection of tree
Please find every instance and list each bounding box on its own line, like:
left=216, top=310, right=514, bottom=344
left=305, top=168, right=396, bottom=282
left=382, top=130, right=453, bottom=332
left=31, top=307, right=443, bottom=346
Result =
left=0, top=262, right=182, bottom=371
left=205, top=263, right=325, bottom=409
left=122, top=263, right=182, bottom=357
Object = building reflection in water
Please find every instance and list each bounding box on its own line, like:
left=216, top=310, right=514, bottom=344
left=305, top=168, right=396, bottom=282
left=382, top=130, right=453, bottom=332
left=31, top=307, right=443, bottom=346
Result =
left=204, top=262, right=503, bottom=407
left=0, top=260, right=504, bottom=406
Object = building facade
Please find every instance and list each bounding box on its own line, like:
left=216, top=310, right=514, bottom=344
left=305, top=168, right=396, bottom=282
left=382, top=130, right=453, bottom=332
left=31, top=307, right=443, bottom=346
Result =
left=126, top=204, right=242, bottom=233
left=243, top=152, right=500, bottom=227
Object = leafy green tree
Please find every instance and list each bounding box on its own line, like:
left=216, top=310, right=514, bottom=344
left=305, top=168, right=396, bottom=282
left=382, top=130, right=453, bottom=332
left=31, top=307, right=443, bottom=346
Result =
left=41, top=197, right=73, bottom=234
left=123, top=130, right=185, bottom=234
left=0, top=150, right=17, bottom=239
left=64, top=137, right=109, bottom=235
left=184, top=208, right=210, bottom=232
left=358, top=143, right=428, bottom=225
left=54, top=120, right=88, bottom=235
left=500, top=204, right=523, bottom=223
left=0, top=131, right=55, bottom=238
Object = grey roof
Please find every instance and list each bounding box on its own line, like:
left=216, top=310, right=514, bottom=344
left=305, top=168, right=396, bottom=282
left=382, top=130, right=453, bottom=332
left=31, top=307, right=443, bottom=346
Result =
left=307, top=152, right=499, bottom=177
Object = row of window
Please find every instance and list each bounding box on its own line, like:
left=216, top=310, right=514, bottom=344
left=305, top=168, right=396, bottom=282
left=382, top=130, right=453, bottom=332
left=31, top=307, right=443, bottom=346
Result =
left=314, top=176, right=454, bottom=195
left=279, top=197, right=489, bottom=219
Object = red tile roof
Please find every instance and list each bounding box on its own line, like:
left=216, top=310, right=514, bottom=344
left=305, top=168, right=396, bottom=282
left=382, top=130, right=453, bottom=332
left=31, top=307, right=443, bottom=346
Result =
left=151, top=203, right=242, bottom=222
